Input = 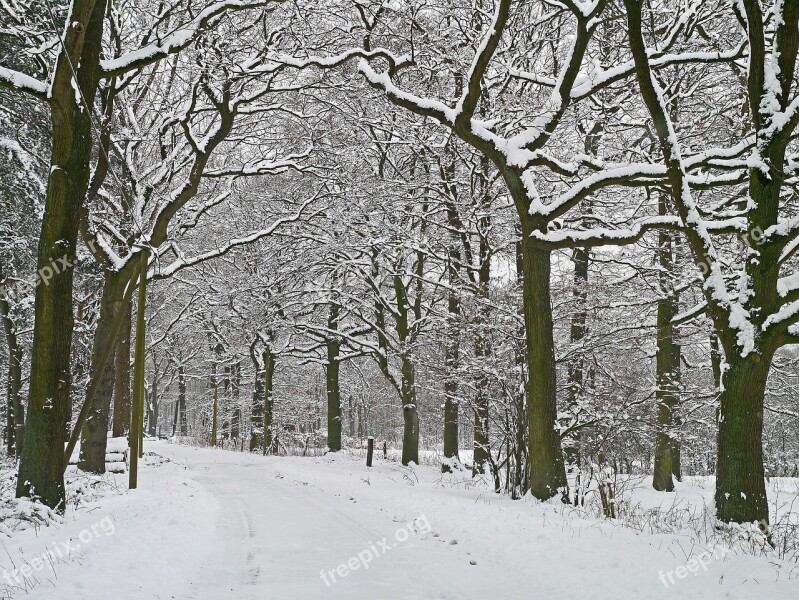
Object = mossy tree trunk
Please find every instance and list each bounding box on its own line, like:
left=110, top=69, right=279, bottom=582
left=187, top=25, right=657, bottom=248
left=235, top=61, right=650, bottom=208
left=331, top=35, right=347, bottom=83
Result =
left=16, top=0, right=108, bottom=509
left=653, top=193, right=682, bottom=492
left=178, top=365, right=187, bottom=435
left=112, top=302, right=131, bottom=437
left=520, top=224, right=568, bottom=500
left=148, top=367, right=158, bottom=437
left=249, top=339, right=264, bottom=451
left=262, top=344, right=275, bottom=454
left=128, top=251, right=149, bottom=490
left=472, top=219, right=492, bottom=476
left=79, top=271, right=129, bottom=473
left=400, top=352, right=419, bottom=466
left=0, top=260, right=24, bottom=457
left=442, top=258, right=461, bottom=473
left=326, top=303, right=342, bottom=452
left=715, top=353, right=773, bottom=523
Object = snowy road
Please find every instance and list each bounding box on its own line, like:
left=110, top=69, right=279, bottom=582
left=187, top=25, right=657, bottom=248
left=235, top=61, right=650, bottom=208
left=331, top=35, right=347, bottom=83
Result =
left=170, top=445, right=477, bottom=599
left=9, top=442, right=799, bottom=599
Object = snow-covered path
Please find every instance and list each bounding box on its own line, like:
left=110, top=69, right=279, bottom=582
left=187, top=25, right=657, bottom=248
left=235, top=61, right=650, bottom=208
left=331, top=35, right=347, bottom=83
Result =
left=7, top=442, right=799, bottom=599
left=171, top=445, right=477, bottom=600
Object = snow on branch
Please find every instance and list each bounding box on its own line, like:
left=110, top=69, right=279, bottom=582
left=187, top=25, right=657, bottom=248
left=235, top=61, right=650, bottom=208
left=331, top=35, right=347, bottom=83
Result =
left=152, top=193, right=321, bottom=279
left=252, top=47, right=412, bottom=75
left=625, top=0, right=754, bottom=356
left=203, top=150, right=313, bottom=178
left=100, top=0, right=285, bottom=77
left=0, top=66, right=48, bottom=101
left=571, top=43, right=747, bottom=100
left=453, top=0, right=511, bottom=126
left=529, top=215, right=745, bottom=249
left=357, top=60, right=456, bottom=125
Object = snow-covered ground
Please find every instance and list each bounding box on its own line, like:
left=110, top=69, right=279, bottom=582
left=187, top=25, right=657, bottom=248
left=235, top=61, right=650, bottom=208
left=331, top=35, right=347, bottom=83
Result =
left=0, top=443, right=797, bottom=599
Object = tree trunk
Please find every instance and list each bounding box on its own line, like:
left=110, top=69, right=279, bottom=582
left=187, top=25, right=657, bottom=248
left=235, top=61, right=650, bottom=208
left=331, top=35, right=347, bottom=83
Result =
left=442, top=189, right=461, bottom=472
left=250, top=345, right=264, bottom=451
left=326, top=303, right=342, bottom=452
left=563, top=244, right=588, bottom=475
left=16, top=0, right=109, bottom=510
left=471, top=160, right=493, bottom=476
left=472, top=391, right=489, bottom=476
left=7, top=347, right=23, bottom=457
left=652, top=195, right=681, bottom=492
left=442, top=292, right=460, bottom=471
left=231, top=361, right=241, bottom=439
left=400, top=352, right=419, bottom=465
left=520, top=226, right=567, bottom=500
left=652, top=306, right=680, bottom=492
left=0, top=261, right=24, bottom=457
left=211, top=380, right=218, bottom=447
left=510, top=237, right=526, bottom=493
left=148, top=370, right=158, bottom=437
left=178, top=365, right=187, bottom=435
left=715, top=353, right=772, bottom=524
left=112, top=302, right=131, bottom=437
left=262, top=345, right=275, bottom=454
left=442, top=365, right=460, bottom=472
left=221, top=365, right=230, bottom=440
left=78, top=272, right=127, bottom=473
left=348, top=396, right=355, bottom=438
left=145, top=389, right=152, bottom=438
left=562, top=130, right=598, bottom=493
left=171, top=396, right=179, bottom=437
left=129, top=251, right=148, bottom=489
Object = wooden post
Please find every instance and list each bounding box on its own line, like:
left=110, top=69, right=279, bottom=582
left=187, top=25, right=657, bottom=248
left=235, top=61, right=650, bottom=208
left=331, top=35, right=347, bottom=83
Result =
left=129, top=249, right=149, bottom=490
left=366, top=436, right=374, bottom=467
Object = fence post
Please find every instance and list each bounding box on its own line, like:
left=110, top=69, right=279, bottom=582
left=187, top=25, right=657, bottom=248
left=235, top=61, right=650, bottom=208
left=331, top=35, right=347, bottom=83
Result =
left=366, top=436, right=374, bottom=467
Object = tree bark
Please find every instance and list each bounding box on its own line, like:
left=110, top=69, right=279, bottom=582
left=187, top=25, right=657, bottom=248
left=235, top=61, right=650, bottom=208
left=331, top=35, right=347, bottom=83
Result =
left=262, top=345, right=275, bottom=454
left=326, top=303, right=342, bottom=452
left=171, top=395, right=179, bottom=437
left=128, top=251, right=149, bottom=489
left=211, top=377, right=218, bottom=446
left=715, top=353, right=772, bottom=524
left=178, top=365, right=187, bottom=435
left=78, top=272, right=127, bottom=473
left=400, top=352, right=419, bottom=465
left=562, top=129, right=598, bottom=488
left=231, top=361, right=241, bottom=439
left=6, top=347, right=23, bottom=457
left=112, top=301, right=131, bottom=437
left=16, top=0, right=109, bottom=510
left=563, top=244, right=588, bottom=475
left=653, top=194, right=681, bottom=492
left=472, top=231, right=491, bottom=476
left=0, top=260, right=24, bottom=457
left=442, top=281, right=460, bottom=472
left=249, top=341, right=264, bottom=451
left=442, top=161, right=461, bottom=473
left=520, top=228, right=568, bottom=500
left=348, top=396, right=355, bottom=438
left=652, top=300, right=680, bottom=491
left=147, top=368, right=158, bottom=437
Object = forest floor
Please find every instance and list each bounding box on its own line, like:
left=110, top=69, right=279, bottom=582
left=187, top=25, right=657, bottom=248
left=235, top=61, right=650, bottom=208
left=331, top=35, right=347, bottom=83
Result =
left=1, top=442, right=798, bottom=599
